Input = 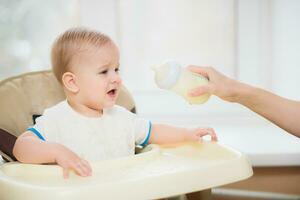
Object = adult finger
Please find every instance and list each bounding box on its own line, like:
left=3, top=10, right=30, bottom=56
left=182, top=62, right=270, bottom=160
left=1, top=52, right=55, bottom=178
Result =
left=186, top=65, right=210, bottom=78
left=189, top=84, right=211, bottom=97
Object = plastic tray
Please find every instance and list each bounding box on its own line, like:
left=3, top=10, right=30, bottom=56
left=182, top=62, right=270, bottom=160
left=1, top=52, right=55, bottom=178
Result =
left=0, top=142, right=253, bottom=200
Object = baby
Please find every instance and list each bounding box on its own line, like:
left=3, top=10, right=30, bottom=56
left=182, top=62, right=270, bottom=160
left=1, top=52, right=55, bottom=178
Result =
left=13, top=27, right=217, bottom=178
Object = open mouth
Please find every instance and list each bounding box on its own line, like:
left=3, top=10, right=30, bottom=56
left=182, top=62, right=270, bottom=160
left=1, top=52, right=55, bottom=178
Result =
left=107, top=89, right=117, bottom=97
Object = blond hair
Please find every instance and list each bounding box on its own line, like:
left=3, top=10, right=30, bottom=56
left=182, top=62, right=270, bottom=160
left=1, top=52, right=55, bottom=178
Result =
left=51, top=27, right=112, bottom=83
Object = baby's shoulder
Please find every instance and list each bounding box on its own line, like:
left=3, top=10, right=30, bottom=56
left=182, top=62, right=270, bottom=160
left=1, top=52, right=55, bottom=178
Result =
left=34, top=100, right=67, bottom=126
left=42, top=100, right=68, bottom=117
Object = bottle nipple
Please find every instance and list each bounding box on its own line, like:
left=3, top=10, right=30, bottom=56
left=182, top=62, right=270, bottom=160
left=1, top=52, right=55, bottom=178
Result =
left=151, top=60, right=181, bottom=89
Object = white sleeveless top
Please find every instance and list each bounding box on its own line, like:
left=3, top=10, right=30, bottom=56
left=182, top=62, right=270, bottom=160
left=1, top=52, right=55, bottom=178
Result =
left=31, top=100, right=150, bottom=161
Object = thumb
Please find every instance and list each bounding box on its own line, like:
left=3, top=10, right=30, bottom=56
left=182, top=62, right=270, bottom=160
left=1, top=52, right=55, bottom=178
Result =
left=189, top=84, right=211, bottom=97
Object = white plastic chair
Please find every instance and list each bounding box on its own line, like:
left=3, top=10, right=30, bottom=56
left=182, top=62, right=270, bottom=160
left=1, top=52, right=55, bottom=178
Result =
left=0, top=71, right=253, bottom=200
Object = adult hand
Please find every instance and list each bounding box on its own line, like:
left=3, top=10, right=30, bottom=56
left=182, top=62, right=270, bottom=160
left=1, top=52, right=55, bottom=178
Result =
left=187, top=66, right=240, bottom=102
left=187, top=66, right=300, bottom=137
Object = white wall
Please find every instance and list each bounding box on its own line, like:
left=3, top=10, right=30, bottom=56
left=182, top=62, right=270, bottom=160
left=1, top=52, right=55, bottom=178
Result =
left=0, top=0, right=80, bottom=79
left=238, top=0, right=300, bottom=100
left=117, top=0, right=236, bottom=91
left=1, top=0, right=300, bottom=123
left=271, top=0, right=300, bottom=100
left=115, top=0, right=240, bottom=121
left=237, top=0, right=272, bottom=88
left=78, top=0, right=119, bottom=43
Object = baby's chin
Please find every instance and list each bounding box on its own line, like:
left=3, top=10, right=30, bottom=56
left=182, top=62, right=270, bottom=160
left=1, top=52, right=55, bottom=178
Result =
left=103, top=104, right=115, bottom=109
left=102, top=101, right=117, bottom=109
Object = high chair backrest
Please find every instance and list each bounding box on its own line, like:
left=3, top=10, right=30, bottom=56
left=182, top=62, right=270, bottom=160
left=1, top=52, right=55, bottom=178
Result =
left=0, top=70, right=136, bottom=161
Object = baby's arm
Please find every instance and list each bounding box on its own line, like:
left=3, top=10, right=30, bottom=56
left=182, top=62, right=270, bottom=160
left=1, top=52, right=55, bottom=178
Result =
left=13, top=131, right=92, bottom=178
left=149, top=124, right=217, bottom=144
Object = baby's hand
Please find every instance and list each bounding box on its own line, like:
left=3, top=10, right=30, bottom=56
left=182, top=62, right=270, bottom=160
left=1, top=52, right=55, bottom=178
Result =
left=184, top=127, right=217, bottom=142
left=52, top=143, right=92, bottom=178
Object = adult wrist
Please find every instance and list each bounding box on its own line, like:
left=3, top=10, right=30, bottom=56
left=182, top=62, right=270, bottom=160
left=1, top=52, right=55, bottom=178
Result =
left=220, top=78, right=244, bottom=103
left=232, top=81, right=256, bottom=104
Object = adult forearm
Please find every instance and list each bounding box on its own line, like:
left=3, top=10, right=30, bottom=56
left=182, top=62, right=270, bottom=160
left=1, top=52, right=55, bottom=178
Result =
left=13, top=137, right=58, bottom=164
left=233, top=82, right=300, bottom=137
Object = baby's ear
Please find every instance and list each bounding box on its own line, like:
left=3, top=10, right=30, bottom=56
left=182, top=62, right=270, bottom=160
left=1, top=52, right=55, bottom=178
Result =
left=62, top=72, right=79, bottom=93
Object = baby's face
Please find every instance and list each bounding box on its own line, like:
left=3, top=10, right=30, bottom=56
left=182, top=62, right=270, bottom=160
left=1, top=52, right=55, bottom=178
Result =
left=71, top=42, right=122, bottom=111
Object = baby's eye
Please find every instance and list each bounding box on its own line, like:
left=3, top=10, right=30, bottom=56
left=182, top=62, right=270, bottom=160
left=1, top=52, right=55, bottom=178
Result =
left=99, top=70, right=108, bottom=74
left=115, top=68, right=119, bottom=72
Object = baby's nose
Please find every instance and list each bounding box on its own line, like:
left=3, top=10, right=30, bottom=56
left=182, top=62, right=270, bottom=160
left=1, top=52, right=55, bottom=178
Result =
left=110, top=72, right=122, bottom=83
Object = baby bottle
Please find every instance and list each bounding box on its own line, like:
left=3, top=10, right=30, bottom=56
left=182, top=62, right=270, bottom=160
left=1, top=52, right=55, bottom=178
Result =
left=151, top=60, right=210, bottom=104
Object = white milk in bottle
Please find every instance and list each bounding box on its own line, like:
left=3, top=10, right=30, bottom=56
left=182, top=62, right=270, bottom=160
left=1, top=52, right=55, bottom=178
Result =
left=152, top=60, right=210, bottom=104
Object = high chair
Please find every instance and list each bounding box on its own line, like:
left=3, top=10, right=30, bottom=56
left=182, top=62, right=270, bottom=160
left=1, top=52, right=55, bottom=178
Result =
left=0, top=70, right=253, bottom=200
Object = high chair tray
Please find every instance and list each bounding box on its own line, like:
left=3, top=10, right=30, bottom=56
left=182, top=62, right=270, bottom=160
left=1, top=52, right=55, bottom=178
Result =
left=0, top=142, right=253, bottom=200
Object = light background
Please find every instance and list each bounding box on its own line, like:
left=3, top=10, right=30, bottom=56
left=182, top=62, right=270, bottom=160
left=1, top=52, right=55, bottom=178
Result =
left=1, top=0, right=299, bottom=125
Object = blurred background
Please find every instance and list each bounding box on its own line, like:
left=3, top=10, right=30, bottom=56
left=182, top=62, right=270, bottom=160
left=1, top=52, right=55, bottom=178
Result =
left=1, top=0, right=300, bottom=198
left=1, top=0, right=300, bottom=122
